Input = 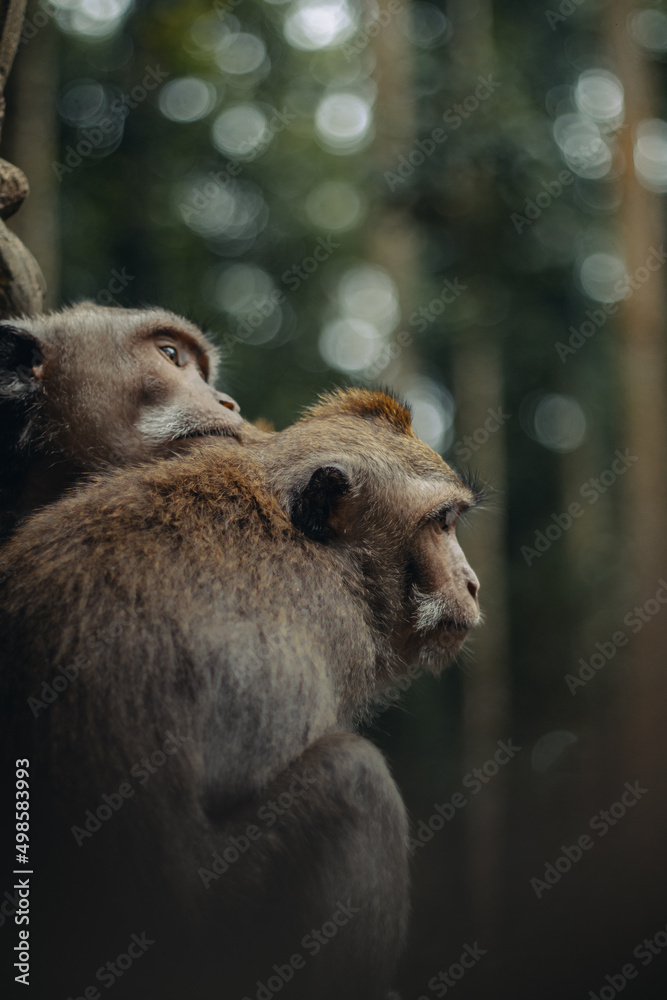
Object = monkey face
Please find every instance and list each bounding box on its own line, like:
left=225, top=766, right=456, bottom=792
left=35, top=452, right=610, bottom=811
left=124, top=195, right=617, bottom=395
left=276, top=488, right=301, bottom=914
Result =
left=356, top=470, right=482, bottom=671
left=384, top=469, right=482, bottom=665
left=402, top=507, right=481, bottom=666
left=1, top=304, right=243, bottom=473
left=129, top=320, right=243, bottom=452
left=270, top=389, right=483, bottom=675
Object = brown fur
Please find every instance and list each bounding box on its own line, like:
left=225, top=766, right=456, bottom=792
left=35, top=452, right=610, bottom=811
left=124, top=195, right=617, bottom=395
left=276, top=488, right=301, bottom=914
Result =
left=302, top=386, right=415, bottom=435
left=0, top=390, right=480, bottom=1000
left=0, top=302, right=243, bottom=540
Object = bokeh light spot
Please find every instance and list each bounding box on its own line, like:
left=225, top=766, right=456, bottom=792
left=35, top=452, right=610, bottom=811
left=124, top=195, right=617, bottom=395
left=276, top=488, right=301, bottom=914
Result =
left=401, top=377, right=455, bottom=453
left=398, top=2, right=450, bottom=49
left=315, top=93, right=373, bottom=153
left=319, top=318, right=384, bottom=372
left=579, top=253, right=626, bottom=303
left=305, top=180, right=366, bottom=231
left=55, top=0, right=133, bottom=39
left=216, top=33, right=267, bottom=76
left=553, top=114, right=612, bottom=179
left=212, top=105, right=270, bottom=159
left=159, top=78, right=216, bottom=123
left=59, top=80, right=106, bottom=126
left=337, top=264, right=399, bottom=335
left=284, top=0, right=356, bottom=52
left=629, top=8, right=667, bottom=53
left=533, top=394, right=586, bottom=453
left=574, top=70, right=624, bottom=125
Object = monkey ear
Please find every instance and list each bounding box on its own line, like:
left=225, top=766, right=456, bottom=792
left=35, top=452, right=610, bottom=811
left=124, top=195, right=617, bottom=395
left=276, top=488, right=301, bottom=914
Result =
left=0, top=325, right=44, bottom=393
left=290, top=464, right=351, bottom=543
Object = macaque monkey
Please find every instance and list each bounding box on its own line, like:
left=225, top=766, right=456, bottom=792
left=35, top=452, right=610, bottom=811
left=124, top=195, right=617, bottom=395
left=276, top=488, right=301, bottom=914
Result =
left=0, top=302, right=242, bottom=539
left=0, top=389, right=482, bottom=1000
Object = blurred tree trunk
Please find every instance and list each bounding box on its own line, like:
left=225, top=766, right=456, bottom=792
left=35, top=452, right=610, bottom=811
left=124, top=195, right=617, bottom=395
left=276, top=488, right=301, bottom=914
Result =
left=366, top=0, right=419, bottom=384
left=606, top=1, right=667, bottom=850
left=453, top=331, right=510, bottom=937
left=446, top=0, right=510, bottom=939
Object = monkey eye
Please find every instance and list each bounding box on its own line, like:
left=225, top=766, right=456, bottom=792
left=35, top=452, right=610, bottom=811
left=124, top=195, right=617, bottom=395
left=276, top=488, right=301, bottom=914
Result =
left=158, top=343, right=180, bottom=365
left=434, top=509, right=458, bottom=533
left=156, top=338, right=208, bottom=380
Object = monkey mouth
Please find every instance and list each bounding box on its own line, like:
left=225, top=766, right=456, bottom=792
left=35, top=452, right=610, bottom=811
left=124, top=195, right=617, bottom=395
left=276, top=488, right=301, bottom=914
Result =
left=428, top=616, right=480, bottom=653
left=441, top=620, right=471, bottom=634
left=174, top=426, right=240, bottom=442
left=403, top=611, right=477, bottom=660
left=407, top=617, right=476, bottom=675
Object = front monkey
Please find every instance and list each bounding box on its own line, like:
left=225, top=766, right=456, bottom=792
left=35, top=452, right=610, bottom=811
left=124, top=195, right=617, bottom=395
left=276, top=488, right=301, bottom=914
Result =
left=0, top=301, right=242, bottom=539
left=0, top=389, right=481, bottom=1000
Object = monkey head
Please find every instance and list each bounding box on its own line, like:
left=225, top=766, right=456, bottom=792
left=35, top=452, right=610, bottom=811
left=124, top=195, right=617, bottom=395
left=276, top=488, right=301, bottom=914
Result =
left=0, top=302, right=242, bottom=532
left=267, top=389, right=483, bottom=674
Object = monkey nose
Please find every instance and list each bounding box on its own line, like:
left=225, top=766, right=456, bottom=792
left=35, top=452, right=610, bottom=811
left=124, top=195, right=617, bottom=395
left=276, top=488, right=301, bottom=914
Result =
left=465, top=566, right=480, bottom=603
left=217, top=392, right=240, bottom=413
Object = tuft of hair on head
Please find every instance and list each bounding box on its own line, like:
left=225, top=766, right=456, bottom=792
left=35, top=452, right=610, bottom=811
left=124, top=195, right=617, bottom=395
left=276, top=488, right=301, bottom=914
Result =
left=301, top=387, right=414, bottom=436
